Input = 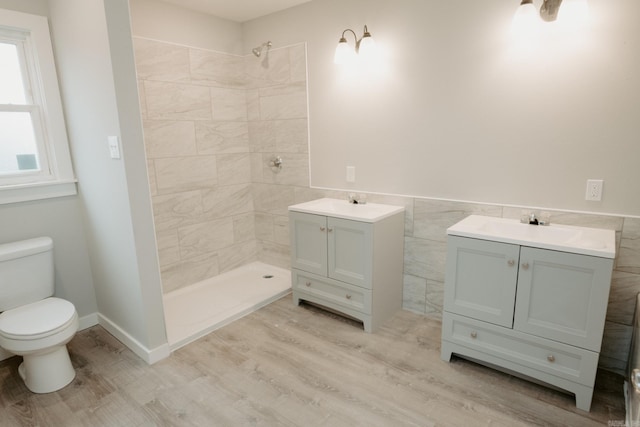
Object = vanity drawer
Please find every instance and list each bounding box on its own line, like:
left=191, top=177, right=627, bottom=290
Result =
left=443, top=313, right=599, bottom=386
left=293, top=270, right=371, bottom=314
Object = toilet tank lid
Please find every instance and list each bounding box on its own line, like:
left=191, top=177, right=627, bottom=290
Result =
left=0, top=237, right=53, bottom=262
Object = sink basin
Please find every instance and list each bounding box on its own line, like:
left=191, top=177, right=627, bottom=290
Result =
left=448, top=215, right=615, bottom=258
left=288, top=198, right=404, bottom=223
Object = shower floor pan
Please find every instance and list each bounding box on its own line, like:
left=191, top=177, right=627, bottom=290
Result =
left=163, top=262, right=291, bottom=351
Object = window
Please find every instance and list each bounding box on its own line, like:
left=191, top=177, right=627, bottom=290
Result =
left=0, top=8, right=75, bottom=203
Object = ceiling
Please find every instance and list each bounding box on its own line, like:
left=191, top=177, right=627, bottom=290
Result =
left=159, top=0, right=313, bottom=23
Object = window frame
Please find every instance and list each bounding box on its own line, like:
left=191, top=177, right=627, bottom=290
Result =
left=0, top=8, right=76, bottom=204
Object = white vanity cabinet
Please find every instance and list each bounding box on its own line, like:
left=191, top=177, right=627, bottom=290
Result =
left=288, top=198, right=404, bottom=332
left=441, top=215, right=616, bottom=411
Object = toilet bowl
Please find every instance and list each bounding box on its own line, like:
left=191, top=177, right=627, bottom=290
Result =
left=0, top=297, right=79, bottom=393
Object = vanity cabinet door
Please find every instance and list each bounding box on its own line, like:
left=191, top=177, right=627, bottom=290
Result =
left=444, top=236, right=520, bottom=328
left=327, top=217, right=372, bottom=288
left=290, top=212, right=328, bottom=276
left=513, top=247, right=614, bottom=351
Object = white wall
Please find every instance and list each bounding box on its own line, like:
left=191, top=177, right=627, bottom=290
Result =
left=129, top=0, right=243, bottom=53
left=243, top=0, right=640, bottom=217
left=48, top=0, right=167, bottom=361
left=0, top=0, right=98, bottom=321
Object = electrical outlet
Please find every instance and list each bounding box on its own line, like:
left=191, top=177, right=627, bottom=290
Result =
left=346, top=166, right=356, bottom=183
left=585, top=179, right=603, bottom=201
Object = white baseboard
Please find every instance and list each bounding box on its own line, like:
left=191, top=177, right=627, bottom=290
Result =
left=97, top=313, right=170, bottom=364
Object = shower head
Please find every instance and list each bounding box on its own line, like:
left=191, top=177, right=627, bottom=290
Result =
left=252, top=41, right=272, bottom=57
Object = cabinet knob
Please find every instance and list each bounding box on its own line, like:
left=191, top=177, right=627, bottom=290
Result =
left=320, top=227, right=326, bottom=232
left=345, top=294, right=352, bottom=300
left=305, top=282, right=311, bottom=287
left=547, top=354, right=555, bottom=362
left=521, top=262, right=530, bottom=270
left=328, top=228, right=333, bottom=233
left=470, top=331, right=477, bottom=339
left=508, top=259, right=515, bottom=267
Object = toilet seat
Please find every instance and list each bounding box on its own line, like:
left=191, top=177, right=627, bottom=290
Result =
left=0, top=297, right=77, bottom=341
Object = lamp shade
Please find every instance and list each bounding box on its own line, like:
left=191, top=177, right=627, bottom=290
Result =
left=512, top=0, right=538, bottom=36
left=358, top=34, right=377, bottom=60
left=334, top=39, right=355, bottom=64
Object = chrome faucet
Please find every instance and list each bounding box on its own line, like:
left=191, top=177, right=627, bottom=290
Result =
left=521, top=211, right=550, bottom=226
left=348, top=193, right=367, bottom=204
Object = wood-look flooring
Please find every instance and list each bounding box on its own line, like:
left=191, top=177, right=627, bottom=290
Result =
left=0, top=296, right=626, bottom=426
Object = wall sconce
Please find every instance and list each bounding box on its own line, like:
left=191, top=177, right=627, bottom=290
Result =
left=513, top=0, right=589, bottom=26
left=334, top=25, right=376, bottom=64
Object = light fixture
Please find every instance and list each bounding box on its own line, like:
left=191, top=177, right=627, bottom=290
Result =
left=513, top=0, right=588, bottom=24
left=334, top=25, right=376, bottom=65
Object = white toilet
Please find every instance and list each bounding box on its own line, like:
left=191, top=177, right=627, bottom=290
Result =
left=0, top=237, right=79, bottom=393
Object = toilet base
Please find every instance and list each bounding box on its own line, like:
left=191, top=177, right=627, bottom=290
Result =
left=18, top=345, right=75, bottom=393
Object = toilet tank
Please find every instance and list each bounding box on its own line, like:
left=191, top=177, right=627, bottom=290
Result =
left=0, top=237, right=54, bottom=312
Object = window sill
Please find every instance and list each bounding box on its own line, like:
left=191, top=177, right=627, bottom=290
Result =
left=0, top=179, right=78, bottom=205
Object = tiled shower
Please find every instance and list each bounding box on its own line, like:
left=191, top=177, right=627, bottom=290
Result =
left=134, top=38, right=309, bottom=294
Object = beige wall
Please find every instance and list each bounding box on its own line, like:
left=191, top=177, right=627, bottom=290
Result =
left=243, top=0, right=640, bottom=217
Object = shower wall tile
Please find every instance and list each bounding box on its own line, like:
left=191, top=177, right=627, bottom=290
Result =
left=233, top=212, right=256, bottom=244
left=218, top=241, right=258, bottom=274
left=274, top=119, right=308, bottom=153
left=152, top=190, right=204, bottom=231
left=217, top=154, right=252, bottom=185
left=260, top=153, right=309, bottom=187
left=253, top=183, right=296, bottom=216
left=138, top=79, right=147, bottom=119
left=245, top=48, right=291, bottom=89
left=211, top=87, right=248, bottom=121
left=154, top=156, right=218, bottom=192
left=289, top=44, right=307, bottom=83
left=189, top=48, right=245, bottom=88
left=156, top=229, right=181, bottom=266
left=178, top=217, right=235, bottom=260
left=144, top=120, right=197, bottom=159
left=147, top=159, right=157, bottom=196
left=248, top=121, right=276, bottom=153
left=201, top=184, right=253, bottom=219
left=161, top=252, right=220, bottom=293
left=259, top=82, right=308, bottom=120
left=255, top=212, right=274, bottom=242
left=246, top=89, right=261, bottom=121
left=144, top=81, right=212, bottom=121
left=133, top=38, right=191, bottom=83
left=257, top=240, right=290, bottom=270
left=195, top=121, right=249, bottom=154
left=273, top=215, right=290, bottom=246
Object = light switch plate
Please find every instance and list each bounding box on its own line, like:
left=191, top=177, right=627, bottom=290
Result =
left=108, top=136, right=121, bottom=159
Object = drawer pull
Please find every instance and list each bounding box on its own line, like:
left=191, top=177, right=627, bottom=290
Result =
left=521, top=262, right=530, bottom=270
left=508, top=259, right=515, bottom=267
left=346, top=294, right=352, bottom=300
left=470, top=331, right=477, bottom=339
left=547, top=355, right=555, bottom=362
left=305, top=282, right=311, bottom=287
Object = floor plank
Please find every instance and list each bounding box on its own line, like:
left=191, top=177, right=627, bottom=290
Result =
left=0, top=296, right=626, bottom=426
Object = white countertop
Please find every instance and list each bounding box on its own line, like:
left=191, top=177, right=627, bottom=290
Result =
left=288, top=198, right=404, bottom=223
left=447, top=215, right=616, bottom=258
